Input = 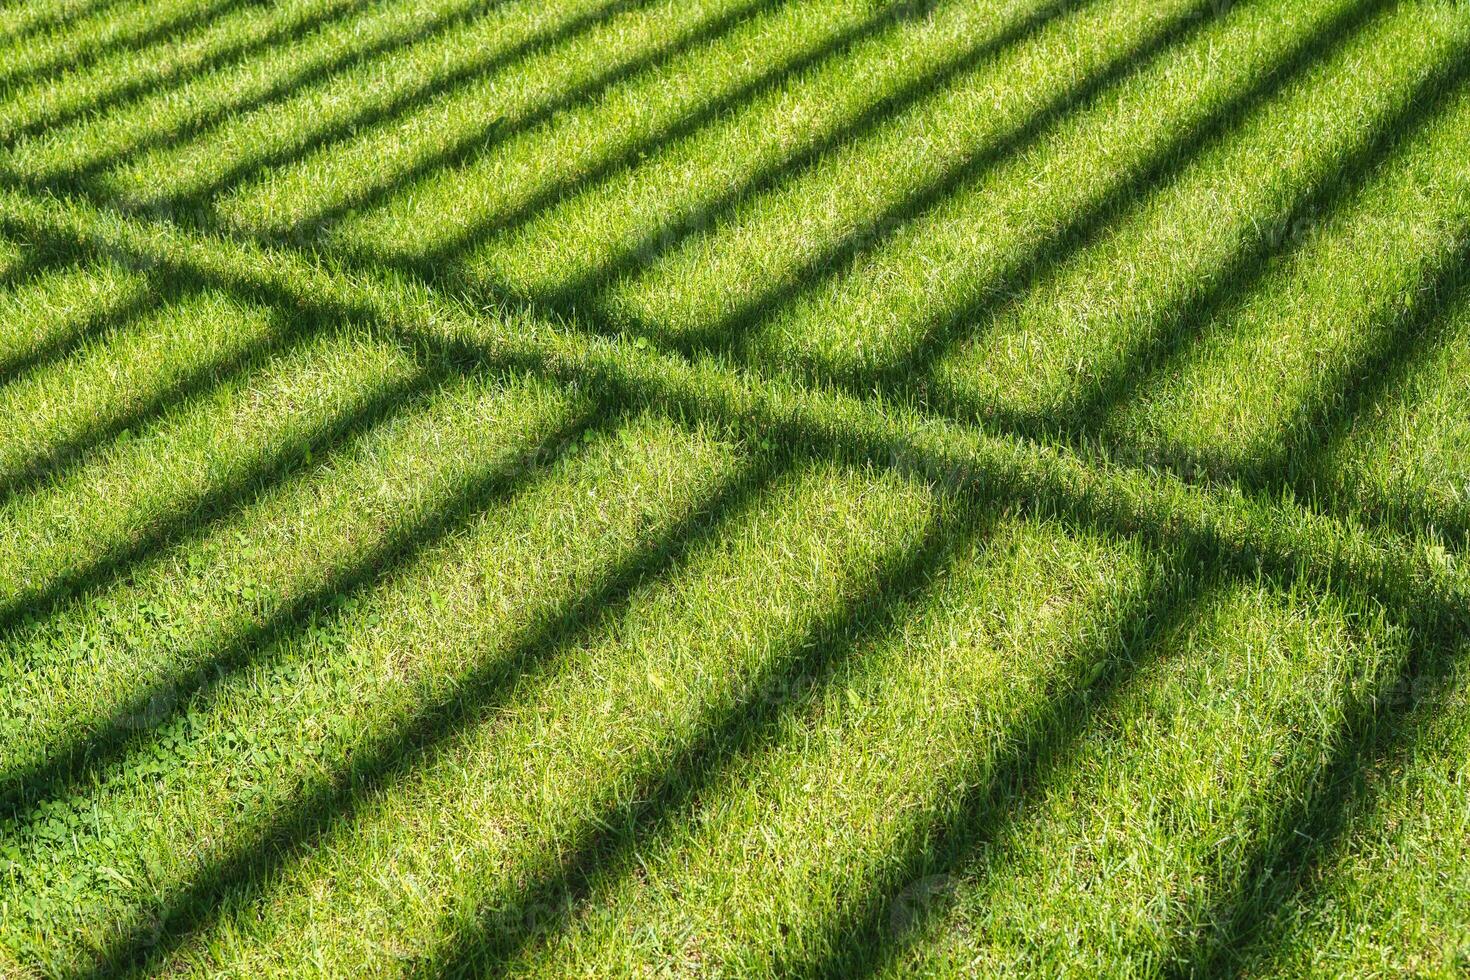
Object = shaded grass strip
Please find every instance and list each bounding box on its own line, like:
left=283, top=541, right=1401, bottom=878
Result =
left=83, top=452, right=780, bottom=979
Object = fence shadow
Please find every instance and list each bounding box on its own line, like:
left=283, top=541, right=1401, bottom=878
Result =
left=83, top=452, right=781, bottom=979
left=400, top=0, right=1084, bottom=293
left=0, top=0, right=253, bottom=94
left=422, top=493, right=981, bottom=976
left=0, top=0, right=1466, bottom=972
left=4, top=0, right=375, bottom=145
left=0, top=400, right=601, bottom=830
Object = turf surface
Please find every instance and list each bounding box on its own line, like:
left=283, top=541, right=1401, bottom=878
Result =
left=0, top=0, right=1468, bottom=975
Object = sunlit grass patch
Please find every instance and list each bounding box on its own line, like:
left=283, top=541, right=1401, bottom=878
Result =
left=890, top=580, right=1409, bottom=975
left=0, top=0, right=1467, bottom=973
left=1102, top=63, right=1470, bottom=481
left=929, top=0, right=1469, bottom=434
left=590, top=0, right=1208, bottom=354
left=390, top=0, right=1056, bottom=303
left=117, top=460, right=934, bottom=977
left=1316, top=293, right=1470, bottom=543
left=505, top=516, right=1160, bottom=976
left=0, top=369, right=579, bottom=787
left=0, top=0, right=367, bottom=145
left=1242, top=654, right=1470, bottom=977
left=0, top=256, right=149, bottom=376
left=203, top=0, right=736, bottom=236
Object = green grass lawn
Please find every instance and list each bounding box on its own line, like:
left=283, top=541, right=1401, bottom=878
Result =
left=0, top=0, right=1468, bottom=975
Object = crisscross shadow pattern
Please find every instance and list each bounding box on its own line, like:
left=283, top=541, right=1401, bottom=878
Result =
left=0, top=0, right=1468, bottom=975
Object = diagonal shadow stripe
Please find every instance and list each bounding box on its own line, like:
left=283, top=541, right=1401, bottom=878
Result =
left=0, top=0, right=254, bottom=94
left=1243, top=241, right=1470, bottom=494
left=0, top=0, right=123, bottom=51
left=1124, top=230, right=1470, bottom=553
left=146, top=0, right=1161, bottom=375
left=0, top=361, right=445, bottom=641
left=1156, top=240, right=1470, bottom=978
left=964, top=38, right=1470, bottom=549
left=13, top=157, right=1470, bottom=616
left=0, top=205, right=549, bottom=615
left=442, top=0, right=1375, bottom=398
left=47, top=0, right=506, bottom=181
left=72, top=294, right=1470, bottom=973
left=0, top=216, right=552, bottom=653
left=0, top=243, right=59, bottom=294
left=1260, top=243, right=1470, bottom=550
left=0, top=220, right=127, bottom=291
left=790, top=557, right=1212, bottom=978
left=340, top=275, right=1469, bottom=648
left=532, top=0, right=1221, bottom=352
left=863, top=0, right=1401, bottom=401
left=395, top=0, right=1085, bottom=286
left=151, top=0, right=671, bottom=220
left=1164, top=624, right=1470, bottom=978
left=0, top=400, right=604, bottom=829
left=62, top=0, right=1069, bottom=313
left=386, top=309, right=1470, bottom=639
left=387, top=0, right=1377, bottom=443
left=262, top=0, right=793, bottom=243
left=540, top=315, right=1468, bottom=978
left=1, top=18, right=1467, bottom=963
left=0, top=269, right=158, bottom=393
left=5, top=0, right=1458, bottom=567
left=762, top=369, right=1466, bottom=978
left=83, top=451, right=783, bottom=980
left=4, top=0, right=375, bottom=145
left=418, top=494, right=981, bottom=977
left=1029, top=37, right=1470, bottom=452
left=0, top=293, right=318, bottom=514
